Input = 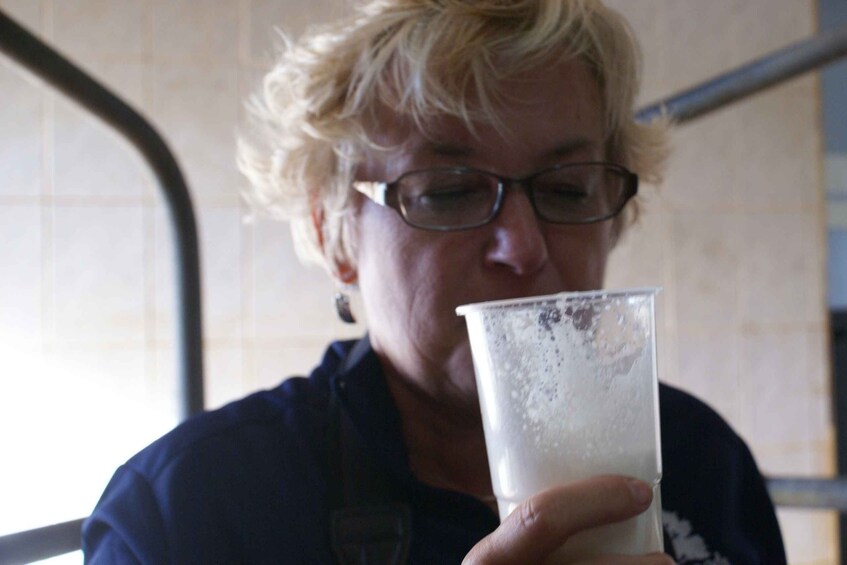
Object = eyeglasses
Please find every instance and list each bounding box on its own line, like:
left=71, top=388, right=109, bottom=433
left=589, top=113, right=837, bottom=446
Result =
left=352, top=162, right=638, bottom=231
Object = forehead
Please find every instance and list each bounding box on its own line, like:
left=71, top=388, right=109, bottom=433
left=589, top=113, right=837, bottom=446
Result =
left=361, top=58, right=606, bottom=175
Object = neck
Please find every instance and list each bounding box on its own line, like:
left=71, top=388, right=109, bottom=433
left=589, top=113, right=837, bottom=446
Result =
left=382, top=362, right=495, bottom=509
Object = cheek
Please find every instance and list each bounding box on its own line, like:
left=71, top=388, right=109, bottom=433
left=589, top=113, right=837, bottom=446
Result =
left=548, top=224, right=613, bottom=286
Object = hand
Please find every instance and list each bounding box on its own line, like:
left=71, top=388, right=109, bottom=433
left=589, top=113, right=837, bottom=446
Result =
left=463, top=475, right=673, bottom=564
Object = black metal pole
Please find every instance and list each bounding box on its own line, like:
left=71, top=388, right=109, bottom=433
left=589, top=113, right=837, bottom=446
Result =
left=0, top=10, right=205, bottom=420
left=768, top=477, right=847, bottom=511
left=0, top=518, right=85, bottom=564
left=637, top=23, right=847, bottom=124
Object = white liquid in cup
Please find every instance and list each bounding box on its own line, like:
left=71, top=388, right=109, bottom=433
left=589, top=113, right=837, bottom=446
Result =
left=457, top=289, right=663, bottom=560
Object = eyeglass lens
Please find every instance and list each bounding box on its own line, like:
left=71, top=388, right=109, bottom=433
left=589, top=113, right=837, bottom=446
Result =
left=394, top=164, right=630, bottom=230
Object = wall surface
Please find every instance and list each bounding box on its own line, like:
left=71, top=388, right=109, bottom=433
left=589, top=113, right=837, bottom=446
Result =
left=821, top=0, right=847, bottom=308
left=604, top=1, right=835, bottom=563
left=0, top=0, right=835, bottom=563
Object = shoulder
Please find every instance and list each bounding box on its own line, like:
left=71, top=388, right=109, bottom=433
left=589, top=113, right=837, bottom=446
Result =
left=83, top=340, right=360, bottom=562
left=126, top=375, right=324, bottom=481
left=126, top=340, right=360, bottom=481
left=659, top=382, right=746, bottom=455
left=658, top=384, right=786, bottom=562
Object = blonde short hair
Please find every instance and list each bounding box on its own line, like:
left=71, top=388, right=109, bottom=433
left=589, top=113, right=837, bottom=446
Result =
left=238, top=0, right=668, bottom=276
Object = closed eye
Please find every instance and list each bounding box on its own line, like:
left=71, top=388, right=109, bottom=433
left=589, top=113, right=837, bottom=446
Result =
left=535, top=184, right=590, bottom=200
left=416, top=186, right=489, bottom=211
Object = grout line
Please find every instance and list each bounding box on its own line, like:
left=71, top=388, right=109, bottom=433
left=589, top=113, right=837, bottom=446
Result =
left=237, top=0, right=253, bottom=394
left=240, top=199, right=256, bottom=392
left=143, top=197, right=157, bottom=396
left=0, top=193, right=247, bottom=208
left=40, top=0, right=55, bottom=356
left=239, top=0, right=251, bottom=68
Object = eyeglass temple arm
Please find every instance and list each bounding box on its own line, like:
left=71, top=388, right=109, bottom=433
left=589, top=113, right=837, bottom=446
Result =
left=353, top=181, right=388, bottom=206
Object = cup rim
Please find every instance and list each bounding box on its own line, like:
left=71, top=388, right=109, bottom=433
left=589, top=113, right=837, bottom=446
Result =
left=455, top=286, right=662, bottom=316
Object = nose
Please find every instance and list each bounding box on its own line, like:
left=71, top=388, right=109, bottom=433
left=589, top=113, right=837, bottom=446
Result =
left=485, top=187, right=549, bottom=276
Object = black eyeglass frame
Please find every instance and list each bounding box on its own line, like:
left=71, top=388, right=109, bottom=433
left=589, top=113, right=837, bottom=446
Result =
left=352, top=161, right=639, bottom=232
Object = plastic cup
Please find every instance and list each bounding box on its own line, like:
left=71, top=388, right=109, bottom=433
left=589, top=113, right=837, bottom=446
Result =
left=456, top=288, right=663, bottom=559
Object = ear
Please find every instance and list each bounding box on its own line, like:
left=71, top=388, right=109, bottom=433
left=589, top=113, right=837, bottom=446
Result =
left=311, top=205, right=326, bottom=252
left=336, top=262, right=358, bottom=285
left=311, top=205, right=358, bottom=285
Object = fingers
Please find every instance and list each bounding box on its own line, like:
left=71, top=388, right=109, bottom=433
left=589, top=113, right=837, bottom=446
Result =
left=575, top=553, right=674, bottom=565
left=463, top=475, right=655, bottom=565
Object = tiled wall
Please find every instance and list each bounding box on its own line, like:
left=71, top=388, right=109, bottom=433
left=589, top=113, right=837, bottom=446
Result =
left=821, top=0, right=847, bottom=308
left=605, top=1, right=834, bottom=562
left=0, top=0, right=834, bottom=562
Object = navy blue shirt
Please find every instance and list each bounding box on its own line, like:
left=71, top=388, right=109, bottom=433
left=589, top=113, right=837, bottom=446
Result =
left=83, top=338, right=786, bottom=563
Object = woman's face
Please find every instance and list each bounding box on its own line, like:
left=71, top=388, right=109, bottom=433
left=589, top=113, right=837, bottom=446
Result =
left=350, top=58, right=615, bottom=408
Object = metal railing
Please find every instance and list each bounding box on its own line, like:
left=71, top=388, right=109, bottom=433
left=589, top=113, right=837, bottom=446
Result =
left=0, top=8, right=205, bottom=564
left=768, top=478, right=847, bottom=510
left=0, top=12, right=206, bottom=419
left=0, top=8, right=845, bottom=565
left=0, top=519, right=85, bottom=565
left=636, top=23, right=847, bottom=124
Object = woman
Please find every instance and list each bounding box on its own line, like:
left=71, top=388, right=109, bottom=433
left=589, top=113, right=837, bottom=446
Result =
left=84, top=1, right=785, bottom=563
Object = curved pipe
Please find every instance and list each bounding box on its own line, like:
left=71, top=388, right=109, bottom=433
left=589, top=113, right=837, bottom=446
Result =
left=0, top=10, right=205, bottom=420
left=637, top=24, right=847, bottom=124
left=0, top=518, right=84, bottom=564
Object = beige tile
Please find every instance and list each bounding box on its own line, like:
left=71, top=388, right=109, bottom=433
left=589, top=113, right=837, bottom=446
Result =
left=0, top=205, right=42, bottom=344
left=204, top=345, right=245, bottom=410
left=605, top=204, right=670, bottom=289
left=675, top=327, right=742, bottom=428
left=247, top=0, right=348, bottom=64
left=601, top=0, right=668, bottom=105
left=655, top=314, right=679, bottom=388
left=153, top=202, right=178, bottom=341
left=663, top=109, right=742, bottom=212
left=155, top=205, right=243, bottom=342
left=776, top=509, right=838, bottom=565
left=152, top=344, right=195, bottom=422
left=0, top=0, right=42, bottom=33
left=252, top=339, right=336, bottom=391
left=807, top=389, right=835, bottom=446
left=738, top=213, right=824, bottom=328
left=0, top=64, right=43, bottom=196
left=754, top=441, right=832, bottom=477
left=150, top=0, right=240, bottom=64
left=671, top=212, right=742, bottom=328
left=53, top=205, right=145, bottom=343
left=732, top=78, right=823, bottom=213
left=733, top=0, right=815, bottom=60
left=661, top=0, right=741, bottom=94
left=806, top=328, right=832, bottom=395
left=67, top=57, right=148, bottom=110
left=51, top=342, right=147, bottom=399
left=148, top=64, right=241, bottom=203
left=738, top=330, right=813, bottom=447
left=199, top=206, right=244, bottom=341
left=52, top=0, right=145, bottom=60
left=53, top=76, right=151, bottom=198
left=251, top=216, right=366, bottom=340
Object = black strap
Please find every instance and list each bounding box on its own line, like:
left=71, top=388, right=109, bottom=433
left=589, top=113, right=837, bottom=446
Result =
left=329, top=339, right=411, bottom=565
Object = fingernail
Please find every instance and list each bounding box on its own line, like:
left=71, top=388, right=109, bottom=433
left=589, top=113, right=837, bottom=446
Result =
left=627, top=478, right=652, bottom=506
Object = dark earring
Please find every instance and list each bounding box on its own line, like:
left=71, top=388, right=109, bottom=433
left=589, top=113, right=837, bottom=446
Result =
left=334, top=292, right=356, bottom=324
